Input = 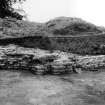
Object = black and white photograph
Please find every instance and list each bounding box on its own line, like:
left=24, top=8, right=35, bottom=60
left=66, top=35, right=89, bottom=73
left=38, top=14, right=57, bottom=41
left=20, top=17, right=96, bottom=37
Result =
left=0, top=0, right=105, bottom=105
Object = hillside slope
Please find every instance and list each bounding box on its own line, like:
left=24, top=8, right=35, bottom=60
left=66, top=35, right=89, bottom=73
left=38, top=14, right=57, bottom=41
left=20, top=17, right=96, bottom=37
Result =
left=0, top=18, right=45, bottom=39
left=0, top=17, right=105, bottom=39
left=45, top=17, right=105, bottom=36
left=0, top=17, right=105, bottom=55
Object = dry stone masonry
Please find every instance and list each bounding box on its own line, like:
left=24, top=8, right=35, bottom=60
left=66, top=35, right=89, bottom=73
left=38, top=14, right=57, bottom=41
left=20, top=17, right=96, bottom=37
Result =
left=0, top=44, right=105, bottom=74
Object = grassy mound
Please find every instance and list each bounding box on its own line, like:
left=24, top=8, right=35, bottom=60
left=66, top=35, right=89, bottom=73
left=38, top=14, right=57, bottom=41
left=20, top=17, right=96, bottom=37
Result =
left=45, top=17, right=104, bottom=36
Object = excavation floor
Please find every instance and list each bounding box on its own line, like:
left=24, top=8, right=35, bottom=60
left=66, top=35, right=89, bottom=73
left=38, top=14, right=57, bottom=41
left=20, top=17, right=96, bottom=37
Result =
left=0, top=70, right=105, bottom=105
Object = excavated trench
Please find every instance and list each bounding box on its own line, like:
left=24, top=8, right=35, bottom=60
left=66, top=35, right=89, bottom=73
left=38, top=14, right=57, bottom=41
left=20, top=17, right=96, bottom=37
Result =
left=0, top=44, right=105, bottom=105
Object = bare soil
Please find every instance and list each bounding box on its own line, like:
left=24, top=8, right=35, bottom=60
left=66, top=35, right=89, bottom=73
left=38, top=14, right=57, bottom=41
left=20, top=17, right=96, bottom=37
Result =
left=0, top=70, right=105, bottom=105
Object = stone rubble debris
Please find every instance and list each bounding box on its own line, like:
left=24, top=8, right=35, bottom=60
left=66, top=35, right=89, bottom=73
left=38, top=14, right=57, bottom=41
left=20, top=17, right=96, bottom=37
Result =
left=0, top=44, right=105, bottom=74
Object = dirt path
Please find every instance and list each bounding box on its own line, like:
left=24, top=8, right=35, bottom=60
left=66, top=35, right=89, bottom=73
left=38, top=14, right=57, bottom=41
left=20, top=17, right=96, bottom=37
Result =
left=0, top=70, right=105, bottom=105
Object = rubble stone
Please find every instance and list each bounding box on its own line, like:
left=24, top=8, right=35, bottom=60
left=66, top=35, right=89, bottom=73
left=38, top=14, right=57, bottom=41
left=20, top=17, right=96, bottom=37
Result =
left=0, top=44, right=105, bottom=74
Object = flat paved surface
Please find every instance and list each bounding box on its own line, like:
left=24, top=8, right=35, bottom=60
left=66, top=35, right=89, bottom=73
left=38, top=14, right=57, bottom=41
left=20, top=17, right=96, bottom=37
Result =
left=0, top=70, right=105, bottom=105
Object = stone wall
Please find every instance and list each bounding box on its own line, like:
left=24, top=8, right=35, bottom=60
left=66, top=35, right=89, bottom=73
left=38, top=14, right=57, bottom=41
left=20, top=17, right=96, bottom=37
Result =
left=0, top=44, right=105, bottom=75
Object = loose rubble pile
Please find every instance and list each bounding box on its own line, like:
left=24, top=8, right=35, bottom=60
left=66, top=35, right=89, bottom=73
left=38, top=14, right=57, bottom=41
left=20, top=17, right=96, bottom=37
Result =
left=0, top=44, right=105, bottom=74
left=77, top=55, right=105, bottom=71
